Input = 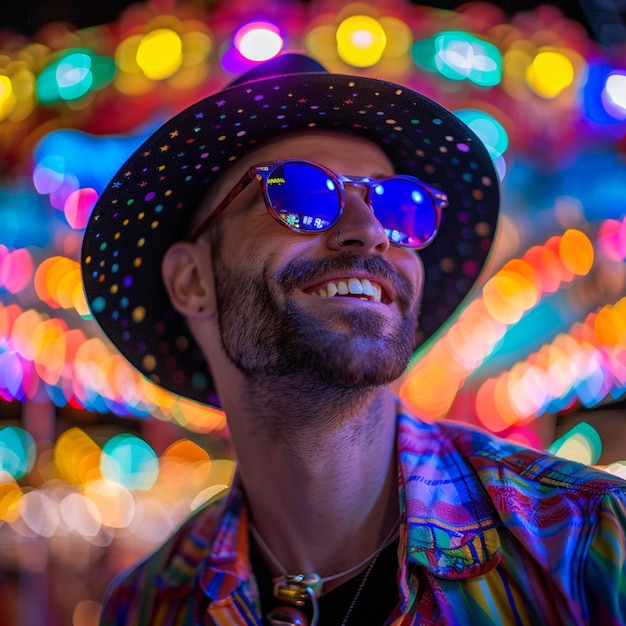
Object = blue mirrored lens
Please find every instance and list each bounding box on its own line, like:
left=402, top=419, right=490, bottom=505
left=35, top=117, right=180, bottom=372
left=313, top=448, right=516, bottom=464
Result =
left=265, top=162, right=341, bottom=231
left=371, top=179, right=438, bottom=247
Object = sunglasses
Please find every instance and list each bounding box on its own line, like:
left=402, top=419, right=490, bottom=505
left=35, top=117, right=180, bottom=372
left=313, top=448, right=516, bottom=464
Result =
left=189, top=158, right=448, bottom=248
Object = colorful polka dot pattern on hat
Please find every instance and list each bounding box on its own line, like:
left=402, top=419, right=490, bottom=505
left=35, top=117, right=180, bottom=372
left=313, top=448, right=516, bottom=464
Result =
left=82, top=57, right=499, bottom=406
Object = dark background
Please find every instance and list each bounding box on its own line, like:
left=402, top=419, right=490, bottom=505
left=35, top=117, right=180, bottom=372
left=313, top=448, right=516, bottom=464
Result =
left=2, top=0, right=625, bottom=45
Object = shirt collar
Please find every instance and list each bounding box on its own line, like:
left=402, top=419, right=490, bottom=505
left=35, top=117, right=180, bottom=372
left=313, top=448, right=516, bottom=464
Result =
left=396, top=405, right=502, bottom=580
left=154, top=482, right=248, bottom=600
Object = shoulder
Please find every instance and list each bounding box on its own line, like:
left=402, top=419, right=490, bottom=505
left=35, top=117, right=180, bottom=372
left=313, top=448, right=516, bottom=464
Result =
left=396, top=407, right=626, bottom=541
left=100, top=487, right=230, bottom=625
left=439, top=417, right=625, bottom=496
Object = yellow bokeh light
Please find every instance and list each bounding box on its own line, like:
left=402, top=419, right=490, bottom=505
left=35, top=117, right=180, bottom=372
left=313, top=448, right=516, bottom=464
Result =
left=558, top=228, right=594, bottom=276
left=306, top=23, right=340, bottom=61
left=0, top=74, right=16, bottom=120
left=54, top=428, right=102, bottom=485
left=526, top=50, right=575, bottom=98
left=378, top=16, right=412, bottom=59
left=336, top=15, right=386, bottom=67
left=33, top=319, right=67, bottom=384
left=181, top=29, right=212, bottom=68
left=594, top=306, right=626, bottom=347
left=400, top=360, right=460, bottom=418
left=114, top=34, right=142, bottom=73
left=0, top=481, right=22, bottom=523
left=482, top=268, right=539, bottom=324
left=136, top=28, right=183, bottom=80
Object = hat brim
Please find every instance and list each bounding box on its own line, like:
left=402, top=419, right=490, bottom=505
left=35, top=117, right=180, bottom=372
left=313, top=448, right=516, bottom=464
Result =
left=82, top=68, right=499, bottom=407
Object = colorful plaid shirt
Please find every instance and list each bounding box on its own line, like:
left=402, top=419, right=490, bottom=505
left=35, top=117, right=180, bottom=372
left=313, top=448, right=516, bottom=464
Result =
left=100, top=405, right=626, bottom=625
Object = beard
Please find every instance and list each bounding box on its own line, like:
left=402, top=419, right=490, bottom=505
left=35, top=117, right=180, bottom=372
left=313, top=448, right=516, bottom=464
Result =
left=211, top=246, right=420, bottom=394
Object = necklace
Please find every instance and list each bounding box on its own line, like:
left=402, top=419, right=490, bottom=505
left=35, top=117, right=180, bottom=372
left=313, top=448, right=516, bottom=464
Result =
left=249, top=517, right=401, bottom=626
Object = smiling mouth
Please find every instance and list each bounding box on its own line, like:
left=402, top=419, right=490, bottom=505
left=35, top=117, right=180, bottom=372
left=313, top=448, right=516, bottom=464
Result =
left=306, top=277, right=384, bottom=303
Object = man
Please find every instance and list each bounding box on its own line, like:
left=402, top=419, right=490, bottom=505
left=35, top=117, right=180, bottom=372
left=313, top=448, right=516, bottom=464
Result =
left=82, top=54, right=626, bottom=625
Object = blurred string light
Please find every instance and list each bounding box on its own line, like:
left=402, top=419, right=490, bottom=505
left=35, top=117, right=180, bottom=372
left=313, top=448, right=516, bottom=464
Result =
left=36, top=49, right=115, bottom=105
left=113, top=16, right=213, bottom=94
left=400, top=229, right=595, bottom=420
left=473, top=294, right=626, bottom=433
left=599, top=216, right=626, bottom=260
left=603, top=71, right=626, bottom=119
left=548, top=422, right=602, bottom=464
left=525, top=49, right=576, bottom=98
left=0, top=423, right=235, bottom=541
left=0, top=426, right=35, bottom=479
left=336, top=14, right=387, bottom=67
left=433, top=31, right=502, bottom=87
left=0, top=300, right=226, bottom=430
left=136, top=29, right=184, bottom=80
left=0, top=246, right=33, bottom=294
left=585, top=64, right=626, bottom=126
left=34, top=256, right=89, bottom=314
left=101, top=433, right=159, bottom=490
left=454, top=109, right=508, bottom=160
left=33, top=129, right=153, bottom=224
left=234, top=21, right=284, bottom=62
left=221, top=21, right=285, bottom=74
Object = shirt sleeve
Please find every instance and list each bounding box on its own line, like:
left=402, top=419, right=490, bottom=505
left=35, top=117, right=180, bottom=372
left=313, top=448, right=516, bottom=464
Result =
left=583, top=485, right=626, bottom=625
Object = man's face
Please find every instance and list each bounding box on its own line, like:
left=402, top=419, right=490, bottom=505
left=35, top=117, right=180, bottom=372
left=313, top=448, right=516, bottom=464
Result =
left=202, top=132, right=424, bottom=390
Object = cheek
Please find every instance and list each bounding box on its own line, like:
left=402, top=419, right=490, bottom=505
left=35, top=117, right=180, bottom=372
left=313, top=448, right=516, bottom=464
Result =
left=397, top=252, right=424, bottom=297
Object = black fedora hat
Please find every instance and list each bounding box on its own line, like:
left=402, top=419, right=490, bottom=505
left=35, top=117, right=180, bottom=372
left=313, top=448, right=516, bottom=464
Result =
left=81, top=53, right=499, bottom=407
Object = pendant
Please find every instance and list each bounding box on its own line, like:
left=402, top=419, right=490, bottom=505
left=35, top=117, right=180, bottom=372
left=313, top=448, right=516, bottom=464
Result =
left=266, top=605, right=309, bottom=626
left=269, top=573, right=320, bottom=626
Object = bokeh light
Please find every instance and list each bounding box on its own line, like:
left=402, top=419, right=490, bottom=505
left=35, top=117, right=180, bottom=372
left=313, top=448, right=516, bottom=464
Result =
left=136, top=29, right=183, bottom=80
left=525, top=49, right=575, bottom=98
left=336, top=14, right=387, bottom=67
left=549, top=421, right=602, bottom=464
left=0, top=426, right=36, bottom=479
left=36, top=49, right=115, bottom=104
left=101, top=433, right=159, bottom=491
left=234, top=21, right=284, bottom=62
left=454, top=109, right=509, bottom=159
left=602, top=71, right=626, bottom=121
left=434, top=30, right=502, bottom=86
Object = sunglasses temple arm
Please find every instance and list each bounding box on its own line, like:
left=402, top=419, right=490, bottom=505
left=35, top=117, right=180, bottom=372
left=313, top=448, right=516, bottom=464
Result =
left=188, top=169, right=256, bottom=241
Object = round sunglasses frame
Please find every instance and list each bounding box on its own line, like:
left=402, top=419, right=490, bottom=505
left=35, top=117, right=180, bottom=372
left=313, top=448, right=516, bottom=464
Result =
left=189, top=158, right=448, bottom=249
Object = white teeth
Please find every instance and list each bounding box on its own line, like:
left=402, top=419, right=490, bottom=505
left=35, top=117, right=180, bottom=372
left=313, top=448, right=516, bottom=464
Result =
left=348, top=277, right=363, bottom=294
left=361, top=278, right=374, bottom=297
left=311, top=278, right=382, bottom=302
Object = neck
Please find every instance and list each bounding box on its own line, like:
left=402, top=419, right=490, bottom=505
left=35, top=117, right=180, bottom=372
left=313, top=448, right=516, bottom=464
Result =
left=223, top=379, right=400, bottom=591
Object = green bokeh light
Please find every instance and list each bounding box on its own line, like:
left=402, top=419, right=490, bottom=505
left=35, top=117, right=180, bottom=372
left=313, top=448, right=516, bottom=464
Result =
left=454, top=108, right=509, bottom=159
left=0, top=426, right=36, bottom=480
left=36, top=49, right=116, bottom=105
left=101, top=433, right=159, bottom=491
left=418, top=30, right=503, bottom=87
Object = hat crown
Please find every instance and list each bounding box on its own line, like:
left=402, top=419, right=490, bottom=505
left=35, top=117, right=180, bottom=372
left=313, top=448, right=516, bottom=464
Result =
left=227, top=53, right=327, bottom=88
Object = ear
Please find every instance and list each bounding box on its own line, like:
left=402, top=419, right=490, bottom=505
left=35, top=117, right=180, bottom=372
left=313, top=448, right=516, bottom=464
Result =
left=162, top=241, right=216, bottom=317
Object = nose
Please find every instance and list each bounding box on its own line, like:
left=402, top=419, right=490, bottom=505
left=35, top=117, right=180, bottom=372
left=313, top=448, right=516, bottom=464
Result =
left=329, top=186, right=390, bottom=254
